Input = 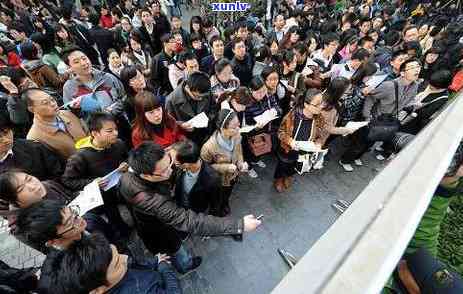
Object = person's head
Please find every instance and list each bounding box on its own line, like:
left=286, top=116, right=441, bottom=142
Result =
left=55, top=24, right=70, bottom=41
left=288, top=26, right=300, bottom=44
left=282, top=50, right=297, bottom=72
left=359, top=18, right=371, bottom=34
left=161, top=33, right=176, bottom=53
left=358, top=36, right=375, bottom=54
left=24, top=88, right=58, bottom=118
left=16, top=200, right=87, bottom=250
left=403, top=41, right=421, bottom=59
left=256, top=45, right=272, bottom=64
left=351, top=61, right=378, bottom=86
left=249, top=76, right=267, bottom=101
left=128, top=142, right=173, bottom=182
left=38, top=233, right=127, bottom=294
left=175, top=140, right=201, bottom=171
left=190, top=33, right=203, bottom=50
left=219, top=87, right=252, bottom=112
left=63, top=49, right=93, bottom=76
left=261, top=66, right=279, bottom=90
left=9, top=23, right=27, bottom=42
left=403, top=25, right=419, bottom=43
left=274, top=14, right=286, bottom=30
left=235, top=21, right=249, bottom=40
left=428, top=70, right=452, bottom=90
left=390, top=50, right=409, bottom=72
left=295, top=89, right=322, bottom=116
left=100, top=5, right=109, bottom=16
left=424, top=47, right=441, bottom=65
left=214, top=58, right=233, bottom=82
left=190, top=16, right=202, bottom=34
left=350, top=48, right=371, bottom=69
left=268, top=37, right=279, bottom=55
left=372, top=17, right=384, bottom=30
left=184, top=53, right=199, bottom=76
left=400, top=58, right=421, bottom=83
left=140, top=8, right=153, bottom=25
left=87, top=113, right=118, bottom=147
left=322, top=33, right=340, bottom=56
left=107, top=49, right=121, bottom=68
left=120, top=17, right=132, bottom=32
left=323, top=77, right=350, bottom=110
left=384, top=30, right=401, bottom=47
left=150, top=1, right=161, bottom=15
left=134, top=90, right=164, bottom=131
left=368, top=29, right=380, bottom=44
left=344, top=35, right=358, bottom=52
left=210, top=36, right=224, bottom=57
left=20, top=41, right=39, bottom=60
left=0, top=119, right=13, bottom=156
left=232, top=38, right=246, bottom=60
left=171, top=15, right=182, bottom=30
left=0, top=171, right=46, bottom=208
left=184, top=71, right=211, bottom=101
left=293, top=42, right=307, bottom=63
left=120, top=65, right=146, bottom=97
left=111, top=7, right=123, bottom=22
left=216, top=109, right=240, bottom=138
left=129, top=32, right=143, bottom=52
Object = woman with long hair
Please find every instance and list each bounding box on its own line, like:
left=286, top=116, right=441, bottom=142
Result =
left=120, top=65, right=151, bottom=122
left=131, top=90, right=184, bottom=149
left=210, top=58, right=240, bottom=102
left=200, top=109, right=249, bottom=216
left=279, top=26, right=300, bottom=50
left=217, top=86, right=252, bottom=125
left=54, top=24, right=78, bottom=55
left=278, top=50, right=306, bottom=114
left=189, top=16, right=204, bottom=40
left=121, top=32, right=153, bottom=76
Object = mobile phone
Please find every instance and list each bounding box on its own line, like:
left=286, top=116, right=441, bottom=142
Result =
left=256, top=214, right=264, bottom=220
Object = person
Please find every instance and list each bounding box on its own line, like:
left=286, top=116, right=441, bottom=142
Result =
left=25, top=88, right=87, bottom=159
left=137, top=8, right=162, bottom=54
left=99, top=5, right=114, bottom=29
left=202, top=17, right=220, bottom=44
left=217, top=86, right=252, bottom=126
left=383, top=50, right=409, bottom=81
left=0, top=118, right=64, bottom=180
left=150, top=1, right=171, bottom=43
left=88, top=13, right=117, bottom=67
left=279, top=50, right=306, bottom=114
left=170, top=15, right=189, bottom=45
left=200, top=36, right=224, bottom=75
left=119, top=142, right=261, bottom=273
left=38, top=233, right=182, bottom=294
left=373, top=30, right=401, bottom=70
left=119, top=65, right=150, bottom=123
left=308, top=33, right=339, bottom=75
left=150, top=33, right=175, bottom=96
left=132, top=91, right=184, bottom=148
left=114, top=17, right=133, bottom=50
left=279, top=26, right=300, bottom=50
left=190, top=33, right=209, bottom=62
left=230, top=38, right=254, bottom=87
left=201, top=109, right=249, bottom=215
left=266, top=14, right=286, bottom=43
left=189, top=16, right=204, bottom=40
left=253, top=45, right=272, bottom=77
left=210, top=58, right=240, bottom=102
left=166, top=71, right=215, bottom=146
left=122, top=32, right=153, bottom=77
left=329, top=48, right=371, bottom=80
left=174, top=140, right=223, bottom=216
left=106, top=49, right=124, bottom=78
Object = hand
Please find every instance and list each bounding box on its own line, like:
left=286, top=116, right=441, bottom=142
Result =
left=238, top=161, right=249, bottom=172
left=156, top=253, right=171, bottom=264
left=361, top=86, right=372, bottom=96
left=181, top=122, right=194, bottom=132
left=290, top=139, right=299, bottom=151
left=118, top=162, right=129, bottom=172
left=287, top=85, right=296, bottom=93
left=227, top=164, right=237, bottom=173
left=243, top=214, right=262, bottom=232
left=96, top=177, right=109, bottom=190
left=255, top=122, right=265, bottom=129
left=0, top=76, right=18, bottom=94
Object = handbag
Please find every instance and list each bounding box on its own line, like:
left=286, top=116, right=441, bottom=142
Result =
left=248, top=133, right=272, bottom=157
left=367, top=80, right=401, bottom=142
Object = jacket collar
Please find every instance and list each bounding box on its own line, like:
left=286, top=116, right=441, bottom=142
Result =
left=33, top=111, right=73, bottom=135
left=171, top=83, right=209, bottom=118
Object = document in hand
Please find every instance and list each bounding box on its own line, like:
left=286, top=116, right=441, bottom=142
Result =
left=295, top=141, right=322, bottom=152
left=68, top=181, right=104, bottom=215
left=101, top=169, right=122, bottom=191
left=254, top=108, right=278, bottom=126
left=344, top=121, right=369, bottom=136
left=240, top=125, right=256, bottom=133
left=365, top=74, right=388, bottom=89
left=186, top=112, right=209, bottom=128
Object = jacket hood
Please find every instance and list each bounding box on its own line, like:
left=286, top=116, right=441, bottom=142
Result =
left=22, top=59, right=44, bottom=71
left=75, top=136, right=104, bottom=150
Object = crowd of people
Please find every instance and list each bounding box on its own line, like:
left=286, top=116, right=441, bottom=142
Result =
left=1, top=0, right=463, bottom=293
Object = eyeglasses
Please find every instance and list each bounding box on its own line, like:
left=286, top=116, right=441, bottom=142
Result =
left=56, top=205, right=81, bottom=238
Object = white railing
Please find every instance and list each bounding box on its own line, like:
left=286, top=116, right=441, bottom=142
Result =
left=272, top=95, right=463, bottom=294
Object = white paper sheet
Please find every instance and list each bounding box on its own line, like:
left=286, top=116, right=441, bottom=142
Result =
left=101, top=169, right=122, bottom=191
left=186, top=112, right=209, bottom=128
left=68, top=181, right=104, bottom=215
left=344, top=121, right=369, bottom=136
left=254, top=108, right=278, bottom=126
left=295, top=141, right=322, bottom=152
left=365, top=74, right=388, bottom=89
left=240, top=125, right=256, bottom=133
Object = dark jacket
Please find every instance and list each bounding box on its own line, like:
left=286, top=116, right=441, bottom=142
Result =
left=244, top=95, right=282, bottom=134
left=88, top=26, right=116, bottom=67
left=150, top=50, right=174, bottom=96
left=199, top=54, right=216, bottom=75
left=118, top=172, right=244, bottom=253
left=174, top=162, right=222, bottom=213
left=62, top=138, right=128, bottom=191
left=231, top=54, right=254, bottom=87
left=166, top=82, right=216, bottom=145
left=0, top=139, right=65, bottom=181
left=22, top=60, right=64, bottom=90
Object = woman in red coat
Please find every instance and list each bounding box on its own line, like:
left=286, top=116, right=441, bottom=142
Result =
left=132, top=90, right=184, bottom=148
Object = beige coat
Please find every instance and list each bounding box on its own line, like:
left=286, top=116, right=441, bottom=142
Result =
left=27, top=110, right=87, bottom=159
left=200, top=132, right=244, bottom=187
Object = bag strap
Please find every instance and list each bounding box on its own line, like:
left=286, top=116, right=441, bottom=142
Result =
left=293, top=118, right=303, bottom=141
left=393, top=80, right=399, bottom=118
left=420, top=95, right=448, bottom=107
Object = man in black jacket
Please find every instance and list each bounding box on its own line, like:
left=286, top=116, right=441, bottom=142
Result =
left=150, top=33, right=175, bottom=96
left=88, top=13, right=116, bottom=67
left=231, top=38, right=254, bottom=87
left=174, top=140, right=223, bottom=216
left=119, top=142, right=261, bottom=273
left=0, top=119, right=64, bottom=181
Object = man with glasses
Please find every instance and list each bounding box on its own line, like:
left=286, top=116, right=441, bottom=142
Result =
left=166, top=71, right=215, bottom=145
left=150, top=33, right=176, bottom=96
left=119, top=142, right=262, bottom=274
left=25, top=88, right=87, bottom=159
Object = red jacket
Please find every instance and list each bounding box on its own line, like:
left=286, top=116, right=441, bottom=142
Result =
left=132, top=117, right=185, bottom=149
left=99, top=15, right=114, bottom=29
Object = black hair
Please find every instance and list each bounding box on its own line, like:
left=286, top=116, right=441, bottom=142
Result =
left=21, top=87, right=44, bottom=107
left=120, top=65, right=143, bottom=97
left=186, top=71, right=210, bottom=93
left=249, top=76, right=265, bottom=92
left=0, top=115, right=13, bottom=134
left=88, top=13, right=100, bottom=27
left=87, top=112, right=116, bottom=133
left=190, top=32, right=202, bottom=43
left=429, top=70, right=452, bottom=89
left=214, top=58, right=232, bottom=75
left=0, top=171, right=21, bottom=204
left=351, top=61, right=378, bottom=86
left=190, top=15, right=203, bottom=34
left=293, top=42, right=307, bottom=55
left=403, top=41, right=422, bottom=57
left=322, top=33, right=339, bottom=48
left=261, top=66, right=279, bottom=81
left=38, top=233, right=112, bottom=294
left=351, top=48, right=371, bottom=61
left=323, top=77, right=350, bottom=111
left=384, top=30, right=401, bottom=47
left=282, top=50, right=296, bottom=65
left=295, top=88, right=321, bottom=110
left=359, top=36, right=374, bottom=47
left=209, top=35, right=223, bottom=48
left=20, top=41, right=38, bottom=60
left=234, top=21, right=248, bottom=33
left=128, top=142, right=165, bottom=175
left=61, top=48, right=84, bottom=66
left=216, top=108, right=238, bottom=130
left=391, top=49, right=408, bottom=61
left=15, top=199, right=66, bottom=249
left=231, top=37, right=245, bottom=50
left=399, top=58, right=421, bottom=72
left=161, top=33, right=175, bottom=45
left=175, top=140, right=200, bottom=164
left=255, top=45, right=271, bottom=63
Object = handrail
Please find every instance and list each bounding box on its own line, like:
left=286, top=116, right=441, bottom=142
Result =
left=272, top=94, right=463, bottom=294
